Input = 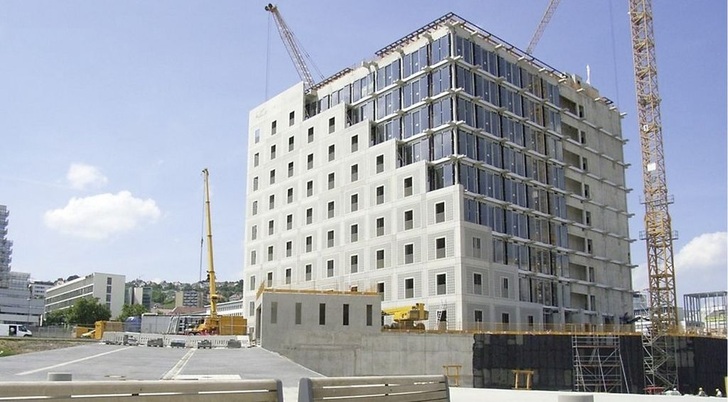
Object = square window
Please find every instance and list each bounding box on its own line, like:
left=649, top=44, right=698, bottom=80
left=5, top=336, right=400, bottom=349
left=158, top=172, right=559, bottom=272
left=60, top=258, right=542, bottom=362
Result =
left=305, top=264, right=312, bottom=281
left=376, top=217, right=384, bottom=236
left=271, top=120, right=277, bottom=135
left=376, top=249, right=385, bottom=269
left=404, top=210, right=413, bottom=230
left=351, top=164, right=359, bottom=182
left=288, top=136, right=295, bottom=151
left=474, top=273, right=482, bottom=295
left=328, top=145, right=335, bottom=161
left=288, top=161, right=294, bottom=177
left=350, top=255, right=358, bottom=273
left=435, top=202, right=445, bottom=223
left=252, top=201, right=258, bottom=216
left=307, top=181, right=314, bottom=197
left=307, top=153, right=314, bottom=170
left=436, top=273, right=446, bottom=295
left=327, top=201, right=335, bottom=218
left=306, top=208, right=313, bottom=224
left=376, top=155, right=384, bottom=173
left=328, top=117, right=335, bottom=133
left=268, top=220, right=274, bottom=235
left=327, top=230, right=335, bottom=248
left=269, top=170, right=276, bottom=184
left=328, top=172, right=335, bottom=190
left=404, top=177, right=413, bottom=196
left=501, top=277, right=509, bottom=298
left=351, top=135, right=359, bottom=152
left=376, top=186, right=385, bottom=204
left=250, top=250, right=257, bottom=265
left=289, top=111, right=295, bottom=126
left=475, top=310, right=483, bottom=323
left=327, top=260, right=334, bottom=277
left=305, top=236, right=313, bottom=252
left=405, top=278, right=414, bottom=298
left=377, top=282, right=385, bottom=299
left=286, top=214, right=293, bottom=230
left=269, top=194, right=275, bottom=210
left=350, top=224, right=358, bottom=242
left=285, top=241, right=292, bottom=257
left=253, top=177, right=259, bottom=191
left=350, top=194, right=359, bottom=212
left=436, top=237, right=446, bottom=258
left=404, top=244, right=414, bottom=264
left=501, top=312, right=510, bottom=324
left=270, top=144, right=276, bottom=159
left=254, top=128, right=260, bottom=144
left=285, top=268, right=292, bottom=284
left=267, top=246, right=274, bottom=261
left=253, top=152, right=259, bottom=167
left=308, top=127, right=314, bottom=143
left=473, top=237, right=482, bottom=258
left=287, top=187, right=294, bottom=203
left=251, top=225, right=257, bottom=240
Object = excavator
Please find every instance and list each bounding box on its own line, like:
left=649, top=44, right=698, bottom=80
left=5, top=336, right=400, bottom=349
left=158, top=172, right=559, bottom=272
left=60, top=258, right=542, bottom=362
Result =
left=382, top=303, right=429, bottom=330
left=188, top=169, right=247, bottom=336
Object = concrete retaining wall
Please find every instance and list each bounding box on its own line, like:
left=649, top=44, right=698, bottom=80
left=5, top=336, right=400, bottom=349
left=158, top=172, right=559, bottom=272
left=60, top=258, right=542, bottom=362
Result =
left=265, top=331, right=474, bottom=386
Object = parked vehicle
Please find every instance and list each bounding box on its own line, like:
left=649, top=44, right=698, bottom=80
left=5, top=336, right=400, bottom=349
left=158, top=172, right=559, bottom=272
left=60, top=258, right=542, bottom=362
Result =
left=147, top=338, right=164, bottom=347
left=0, top=324, right=32, bottom=337
left=197, top=339, right=212, bottom=349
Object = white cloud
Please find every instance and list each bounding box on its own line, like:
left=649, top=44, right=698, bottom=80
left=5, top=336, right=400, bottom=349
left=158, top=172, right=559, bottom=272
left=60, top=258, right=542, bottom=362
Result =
left=632, top=232, right=727, bottom=297
left=67, top=163, right=108, bottom=190
left=44, top=191, right=161, bottom=239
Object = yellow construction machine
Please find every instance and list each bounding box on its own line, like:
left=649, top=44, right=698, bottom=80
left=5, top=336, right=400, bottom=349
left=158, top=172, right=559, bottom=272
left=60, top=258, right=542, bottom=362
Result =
left=382, top=303, right=429, bottom=330
left=189, top=169, right=247, bottom=335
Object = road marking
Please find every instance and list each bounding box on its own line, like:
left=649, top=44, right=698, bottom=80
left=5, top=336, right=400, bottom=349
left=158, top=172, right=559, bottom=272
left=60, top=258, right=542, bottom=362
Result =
left=162, top=348, right=195, bottom=380
left=17, top=347, right=131, bottom=376
left=174, top=374, right=241, bottom=380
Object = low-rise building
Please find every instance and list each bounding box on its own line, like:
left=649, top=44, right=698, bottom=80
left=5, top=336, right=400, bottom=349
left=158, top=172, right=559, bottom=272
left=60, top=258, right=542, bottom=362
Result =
left=45, top=272, right=126, bottom=318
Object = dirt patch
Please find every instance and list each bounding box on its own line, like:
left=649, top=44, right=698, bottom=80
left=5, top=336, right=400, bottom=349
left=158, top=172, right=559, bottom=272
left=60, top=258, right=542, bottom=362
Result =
left=0, top=338, right=88, bottom=357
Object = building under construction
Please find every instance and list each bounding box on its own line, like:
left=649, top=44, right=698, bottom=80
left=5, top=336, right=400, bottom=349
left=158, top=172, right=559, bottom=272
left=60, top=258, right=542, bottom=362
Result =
left=244, top=12, right=632, bottom=336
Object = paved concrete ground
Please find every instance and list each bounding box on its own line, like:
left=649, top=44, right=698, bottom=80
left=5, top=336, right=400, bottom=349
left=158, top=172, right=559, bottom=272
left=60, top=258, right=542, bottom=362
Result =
left=0, top=343, right=718, bottom=401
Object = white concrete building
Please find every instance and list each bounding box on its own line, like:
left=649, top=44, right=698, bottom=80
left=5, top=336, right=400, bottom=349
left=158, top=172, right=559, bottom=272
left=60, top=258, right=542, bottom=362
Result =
left=45, top=272, right=126, bottom=318
left=243, top=13, right=632, bottom=334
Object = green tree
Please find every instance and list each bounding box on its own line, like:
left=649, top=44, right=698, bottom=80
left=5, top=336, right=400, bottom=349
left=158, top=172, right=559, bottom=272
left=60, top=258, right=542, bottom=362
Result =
left=66, top=297, right=111, bottom=326
left=116, top=304, right=148, bottom=321
left=44, top=309, right=68, bottom=326
left=151, top=288, right=167, bottom=304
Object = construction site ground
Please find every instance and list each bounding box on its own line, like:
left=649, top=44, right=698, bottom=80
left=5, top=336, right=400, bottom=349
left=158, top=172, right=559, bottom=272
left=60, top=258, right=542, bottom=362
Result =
left=0, top=341, right=717, bottom=401
left=0, top=337, right=88, bottom=356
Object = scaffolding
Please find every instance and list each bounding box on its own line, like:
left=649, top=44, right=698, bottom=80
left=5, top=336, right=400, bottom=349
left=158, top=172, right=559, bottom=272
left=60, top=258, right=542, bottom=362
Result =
left=683, top=291, right=727, bottom=337
left=572, top=335, right=628, bottom=393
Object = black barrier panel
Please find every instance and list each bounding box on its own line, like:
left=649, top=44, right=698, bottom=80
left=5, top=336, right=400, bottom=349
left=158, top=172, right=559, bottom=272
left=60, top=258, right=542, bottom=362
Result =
left=472, top=333, right=725, bottom=393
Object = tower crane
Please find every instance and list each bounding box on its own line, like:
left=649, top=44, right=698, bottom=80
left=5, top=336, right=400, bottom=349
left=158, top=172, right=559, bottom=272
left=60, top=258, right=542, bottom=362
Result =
left=265, top=3, right=323, bottom=90
left=526, top=0, right=561, bottom=54
left=628, top=0, right=679, bottom=391
left=525, top=0, right=680, bottom=391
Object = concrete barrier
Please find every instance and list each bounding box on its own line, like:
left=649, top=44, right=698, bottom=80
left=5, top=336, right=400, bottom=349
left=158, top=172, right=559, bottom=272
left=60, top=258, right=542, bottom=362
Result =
left=0, top=379, right=283, bottom=401
left=101, top=332, right=250, bottom=348
left=298, top=374, right=450, bottom=402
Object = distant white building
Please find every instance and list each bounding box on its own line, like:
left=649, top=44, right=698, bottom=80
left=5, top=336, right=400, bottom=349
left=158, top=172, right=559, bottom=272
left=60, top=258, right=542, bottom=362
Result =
left=45, top=272, right=126, bottom=319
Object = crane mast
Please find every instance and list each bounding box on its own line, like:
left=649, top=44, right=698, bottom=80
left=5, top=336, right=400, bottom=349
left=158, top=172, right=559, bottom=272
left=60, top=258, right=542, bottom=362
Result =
left=265, top=3, right=320, bottom=90
left=628, top=0, right=679, bottom=391
left=526, top=0, right=561, bottom=54
left=202, top=168, right=219, bottom=324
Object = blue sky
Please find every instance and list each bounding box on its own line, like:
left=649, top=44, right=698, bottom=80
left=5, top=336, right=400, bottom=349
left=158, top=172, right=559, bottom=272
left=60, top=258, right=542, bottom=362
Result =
left=1, top=1, right=725, bottom=303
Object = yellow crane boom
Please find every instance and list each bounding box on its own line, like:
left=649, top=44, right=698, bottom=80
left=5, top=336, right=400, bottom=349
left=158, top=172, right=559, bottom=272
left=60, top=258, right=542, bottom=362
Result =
left=202, top=168, right=220, bottom=329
